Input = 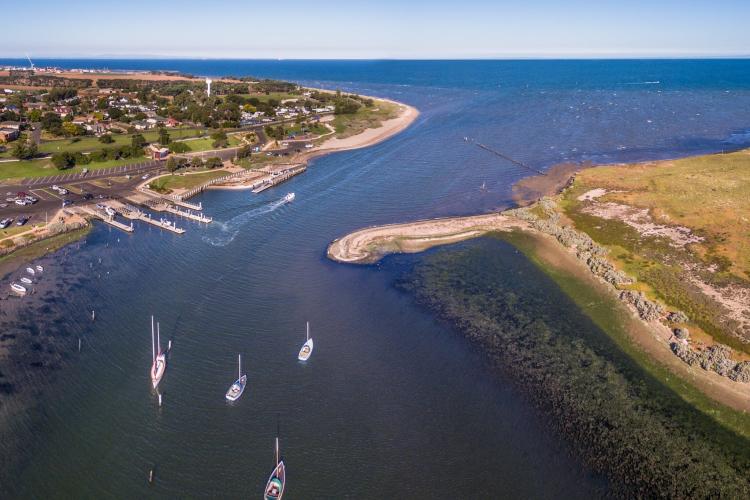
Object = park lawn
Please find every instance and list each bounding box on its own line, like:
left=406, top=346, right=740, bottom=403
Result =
left=332, top=99, right=399, bottom=139
left=237, top=91, right=301, bottom=104
left=0, top=155, right=147, bottom=181
left=37, top=127, right=210, bottom=155
left=149, top=170, right=227, bottom=192
left=0, top=223, right=42, bottom=240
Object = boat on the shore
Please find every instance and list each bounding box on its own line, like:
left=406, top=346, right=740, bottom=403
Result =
left=297, top=321, right=314, bottom=361
left=20, top=277, right=33, bottom=285
left=283, top=192, right=295, bottom=203
left=26, top=267, right=35, bottom=275
left=150, top=316, right=167, bottom=389
left=10, top=282, right=27, bottom=294
left=263, top=436, right=286, bottom=500
left=225, top=354, right=247, bottom=402
left=35, top=265, right=44, bottom=272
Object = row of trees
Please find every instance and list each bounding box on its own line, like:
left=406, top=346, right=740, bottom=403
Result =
left=165, top=155, right=222, bottom=172
left=51, top=134, right=147, bottom=170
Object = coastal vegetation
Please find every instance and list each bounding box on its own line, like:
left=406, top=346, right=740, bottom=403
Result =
left=398, top=237, right=750, bottom=497
left=560, top=150, right=750, bottom=353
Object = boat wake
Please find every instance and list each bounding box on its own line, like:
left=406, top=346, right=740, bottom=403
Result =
left=202, top=195, right=293, bottom=247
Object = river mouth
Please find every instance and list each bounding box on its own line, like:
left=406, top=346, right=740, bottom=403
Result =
left=3, top=59, right=750, bottom=497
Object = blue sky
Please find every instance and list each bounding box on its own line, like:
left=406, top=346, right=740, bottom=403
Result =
left=3, top=0, right=749, bottom=58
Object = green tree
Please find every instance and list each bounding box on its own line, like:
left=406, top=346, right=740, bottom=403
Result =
left=158, top=127, right=170, bottom=145
left=205, top=157, right=223, bottom=169
left=99, top=134, right=114, bottom=144
left=190, top=156, right=204, bottom=168
left=51, top=151, right=75, bottom=169
left=166, top=157, right=178, bottom=172
left=169, top=141, right=190, bottom=153
left=211, top=129, right=228, bottom=148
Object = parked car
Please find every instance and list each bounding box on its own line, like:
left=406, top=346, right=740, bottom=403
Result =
left=58, top=188, right=68, bottom=195
left=83, top=193, right=94, bottom=200
left=62, top=199, right=72, bottom=207
left=16, top=216, right=29, bottom=226
left=141, top=174, right=150, bottom=180
left=82, top=168, right=89, bottom=175
left=51, top=185, right=59, bottom=191
left=0, top=218, right=12, bottom=229
left=0, top=203, right=7, bottom=208
left=24, top=196, right=38, bottom=204
left=15, top=199, right=29, bottom=206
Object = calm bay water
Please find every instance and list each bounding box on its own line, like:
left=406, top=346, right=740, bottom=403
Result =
left=2, top=59, right=750, bottom=498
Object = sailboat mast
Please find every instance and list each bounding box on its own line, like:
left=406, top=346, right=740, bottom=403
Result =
left=275, top=436, right=279, bottom=466
left=238, top=354, right=241, bottom=378
left=151, top=315, right=155, bottom=363
left=306, top=321, right=310, bottom=341
left=157, top=322, right=161, bottom=355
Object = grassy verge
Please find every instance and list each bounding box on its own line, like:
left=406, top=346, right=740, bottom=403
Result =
left=0, top=155, right=147, bottom=182
left=332, top=100, right=399, bottom=139
left=0, top=225, right=91, bottom=279
left=37, top=127, right=209, bottom=155
left=148, top=170, right=227, bottom=193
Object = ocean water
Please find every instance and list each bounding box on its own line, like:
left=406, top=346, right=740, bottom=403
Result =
left=1, top=59, right=750, bottom=498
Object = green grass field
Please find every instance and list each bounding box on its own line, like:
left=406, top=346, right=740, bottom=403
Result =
left=36, top=127, right=210, bottom=155
left=332, top=99, right=399, bottom=139
left=0, top=155, right=147, bottom=181
left=148, top=170, right=227, bottom=193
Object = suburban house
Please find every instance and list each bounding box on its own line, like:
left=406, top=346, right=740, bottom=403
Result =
left=0, top=121, right=21, bottom=130
left=165, top=117, right=180, bottom=127
left=0, top=128, right=20, bottom=142
left=148, top=144, right=169, bottom=160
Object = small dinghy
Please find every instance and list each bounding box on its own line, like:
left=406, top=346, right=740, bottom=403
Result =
left=264, top=436, right=286, bottom=500
left=225, top=354, right=247, bottom=402
left=297, top=321, right=314, bottom=361
left=35, top=265, right=44, bottom=272
left=20, top=277, right=32, bottom=285
left=26, top=267, right=35, bottom=275
left=10, top=283, right=27, bottom=294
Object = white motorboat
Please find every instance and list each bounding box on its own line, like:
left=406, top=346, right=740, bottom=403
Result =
left=297, top=321, right=314, bottom=361
left=35, top=265, right=44, bottom=272
left=26, top=267, right=35, bottom=275
left=150, top=316, right=167, bottom=389
left=225, top=354, right=247, bottom=402
left=10, top=283, right=27, bottom=294
left=282, top=192, right=295, bottom=203
left=20, top=277, right=32, bottom=285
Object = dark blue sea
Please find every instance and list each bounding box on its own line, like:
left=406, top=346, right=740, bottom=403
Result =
left=1, top=59, right=750, bottom=498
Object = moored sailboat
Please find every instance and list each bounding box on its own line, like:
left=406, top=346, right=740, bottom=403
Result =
left=297, top=321, right=314, bottom=361
left=10, top=282, right=27, bottom=294
left=225, top=354, right=247, bottom=402
left=264, top=436, right=286, bottom=500
left=150, top=316, right=166, bottom=389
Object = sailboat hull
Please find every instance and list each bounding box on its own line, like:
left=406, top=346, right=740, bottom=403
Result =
left=151, top=353, right=166, bottom=388
left=264, top=461, right=286, bottom=500
left=297, top=338, right=314, bottom=361
left=225, top=374, right=247, bottom=401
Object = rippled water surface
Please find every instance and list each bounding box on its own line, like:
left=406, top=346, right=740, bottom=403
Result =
left=1, top=59, right=750, bottom=498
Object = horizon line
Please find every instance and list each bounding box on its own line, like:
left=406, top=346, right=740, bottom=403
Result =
left=1, top=55, right=750, bottom=62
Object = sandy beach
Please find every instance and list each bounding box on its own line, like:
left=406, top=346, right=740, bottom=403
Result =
left=327, top=213, right=528, bottom=264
